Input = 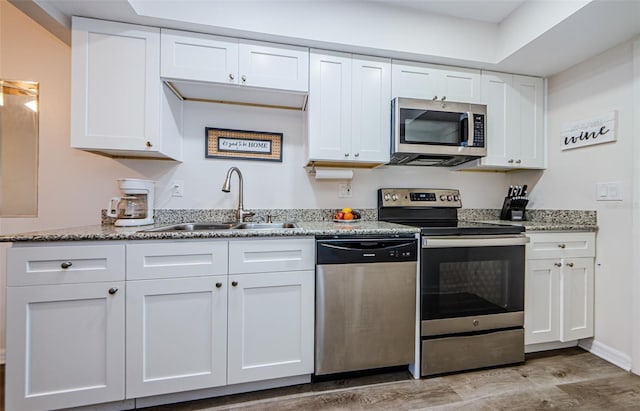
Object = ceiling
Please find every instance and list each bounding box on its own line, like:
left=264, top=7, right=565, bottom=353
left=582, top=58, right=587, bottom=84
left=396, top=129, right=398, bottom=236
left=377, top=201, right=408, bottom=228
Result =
left=11, top=0, right=640, bottom=77
left=369, top=0, right=527, bottom=23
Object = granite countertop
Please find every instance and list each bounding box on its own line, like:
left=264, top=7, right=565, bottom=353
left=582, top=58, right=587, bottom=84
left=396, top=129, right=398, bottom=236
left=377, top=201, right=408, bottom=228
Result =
left=0, top=220, right=419, bottom=242
left=474, top=220, right=598, bottom=232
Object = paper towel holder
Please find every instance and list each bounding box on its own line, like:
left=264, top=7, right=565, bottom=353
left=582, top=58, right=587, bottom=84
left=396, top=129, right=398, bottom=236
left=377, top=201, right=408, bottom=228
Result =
left=306, top=162, right=354, bottom=180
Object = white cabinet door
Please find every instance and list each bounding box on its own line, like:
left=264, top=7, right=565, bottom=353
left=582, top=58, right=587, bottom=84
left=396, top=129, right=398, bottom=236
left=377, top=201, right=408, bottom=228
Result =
left=161, top=29, right=239, bottom=84
left=308, top=50, right=352, bottom=161
left=525, top=259, right=561, bottom=345
left=71, top=17, right=182, bottom=160
left=513, top=75, right=545, bottom=168
left=391, top=61, right=481, bottom=103
left=351, top=56, right=391, bottom=163
left=227, top=270, right=314, bottom=384
left=239, top=41, right=309, bottom=92
left=6, top=282, right=125, bottom=411
left=469, top=72, right=545, bottom=170
left=561, top=257, right=594, bottom=342
left=126, top=276, right=228, bottom=398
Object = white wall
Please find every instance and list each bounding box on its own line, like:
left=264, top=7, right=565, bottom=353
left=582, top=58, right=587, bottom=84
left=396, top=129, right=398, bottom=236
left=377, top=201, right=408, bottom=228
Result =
left=512, top=40, right=636, bottom=362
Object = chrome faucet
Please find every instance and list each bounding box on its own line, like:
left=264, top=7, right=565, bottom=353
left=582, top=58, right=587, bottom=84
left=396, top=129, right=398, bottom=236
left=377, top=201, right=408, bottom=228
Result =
left=221, top=167, right=255, bottom=222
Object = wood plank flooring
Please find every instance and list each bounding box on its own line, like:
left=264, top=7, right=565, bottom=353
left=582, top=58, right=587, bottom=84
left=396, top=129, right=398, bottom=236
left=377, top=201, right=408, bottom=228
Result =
left=138, top=348, right=640, bottom=411
left=2, top=348, right=639, bottom=410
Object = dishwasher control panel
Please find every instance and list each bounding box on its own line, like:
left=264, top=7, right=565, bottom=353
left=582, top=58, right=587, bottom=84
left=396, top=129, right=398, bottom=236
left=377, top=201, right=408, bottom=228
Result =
left=316, top=236, right=418, bottom=265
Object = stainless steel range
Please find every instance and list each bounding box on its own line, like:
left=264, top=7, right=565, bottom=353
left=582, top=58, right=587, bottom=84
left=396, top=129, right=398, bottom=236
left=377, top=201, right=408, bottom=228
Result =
left=378, top=188, right=528, bottom=376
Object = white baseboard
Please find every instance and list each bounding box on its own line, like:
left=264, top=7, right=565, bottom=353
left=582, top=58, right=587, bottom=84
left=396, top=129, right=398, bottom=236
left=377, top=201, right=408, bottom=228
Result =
left=579, top=338, right=633, bottom=372
left=525, top=341, right=577, bottom=353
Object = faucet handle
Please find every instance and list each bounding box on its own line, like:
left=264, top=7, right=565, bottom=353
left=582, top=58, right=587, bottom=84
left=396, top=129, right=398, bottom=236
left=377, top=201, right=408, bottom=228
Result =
left=240, top=209, right=255, bottom=222
left=266, top=214, right=273, bottom=223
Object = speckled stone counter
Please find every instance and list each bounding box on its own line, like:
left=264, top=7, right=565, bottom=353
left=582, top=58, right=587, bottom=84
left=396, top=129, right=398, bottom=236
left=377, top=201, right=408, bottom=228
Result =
left=460, top=208, right=597, bottom=232
left=0, top=220, right=418, bottom=242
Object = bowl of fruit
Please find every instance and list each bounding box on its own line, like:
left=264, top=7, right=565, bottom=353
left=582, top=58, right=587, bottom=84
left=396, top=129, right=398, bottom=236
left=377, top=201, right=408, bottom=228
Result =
left=334, top=208, right=362, bottom=223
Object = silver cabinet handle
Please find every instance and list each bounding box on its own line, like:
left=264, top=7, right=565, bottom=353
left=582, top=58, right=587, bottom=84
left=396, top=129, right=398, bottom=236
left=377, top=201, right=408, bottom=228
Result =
left=344, top=153, right=349, bottom=157
left=354, top=153, right=359, bottom=158
left=241, top=75, right=246, bottom=83
left=215, top=282, right=223, bottom=288
left=516, top=159, right=522, bottom=164
left=554, top=262, right=562, bottom=267
left=61, top=261, right=73, bottom=269
left=108, top=287, right=118, bottom=295
left=508, top=159, right=514, bottom=163
left=229, top=73, right=234, bottom=80
left=558, top=244, right=566, bottom=248
left=566, top=262, right=574, bottom=268
left=232, top=281, right=238, bottom=287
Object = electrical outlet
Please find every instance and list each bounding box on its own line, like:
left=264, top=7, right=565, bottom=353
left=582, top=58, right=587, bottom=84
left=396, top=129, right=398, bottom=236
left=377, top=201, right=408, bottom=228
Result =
left=338, top=182, right=352, bottom=198
left=172, top=180, right=184, bottom=197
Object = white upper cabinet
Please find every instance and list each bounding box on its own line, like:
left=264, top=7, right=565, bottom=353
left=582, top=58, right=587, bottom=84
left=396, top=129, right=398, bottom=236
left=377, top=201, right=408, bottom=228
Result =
left=461, top=71, right=545, bottom=170
left=308, top=50, right=391, bottom=164
left=71, top=17, right=183, bottom=160
left=161, top=29, right=309, bottom=109
left=391, top=61, right=481, bottom=103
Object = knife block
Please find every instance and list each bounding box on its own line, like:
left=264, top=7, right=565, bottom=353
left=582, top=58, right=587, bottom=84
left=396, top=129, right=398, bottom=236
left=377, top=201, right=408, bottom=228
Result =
left=500, top=196, right=529, bottom=221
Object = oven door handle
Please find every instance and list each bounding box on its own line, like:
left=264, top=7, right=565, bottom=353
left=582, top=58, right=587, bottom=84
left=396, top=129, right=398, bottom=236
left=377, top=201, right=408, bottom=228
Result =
left=422, top=235, right=529, bottom=248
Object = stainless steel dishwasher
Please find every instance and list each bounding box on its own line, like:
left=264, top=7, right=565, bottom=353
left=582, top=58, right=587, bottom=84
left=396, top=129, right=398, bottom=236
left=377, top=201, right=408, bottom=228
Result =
left=315, top=235, right=418, bottom=375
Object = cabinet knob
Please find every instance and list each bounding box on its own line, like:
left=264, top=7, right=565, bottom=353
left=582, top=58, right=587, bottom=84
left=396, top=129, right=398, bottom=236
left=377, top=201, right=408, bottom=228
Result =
left=354, top=152, right=359, bottom=158
left=61, top=261, right=73, bottom=269
left=566, top=262, right=574, bottom=268
left=229, top=73, right=234, bottom=80
left=432, top=95, right=438, bottom=100
left=232, top=281, right=238, bottom=287
left=508, top=159, right=514, bottom=163
left=441, top=96, right=446, bottom=102
left=241, top=75, right=246, bottom=83
left=516, top=159, right=522, bottom=164
left=215, top=282, right=223, bottom=288
left=344, top=153, right=349, bottom=157
left=108, top=287, right=118, bottom=295
left=558, top=244, right=566, bottom=248
left=146, top=141, right=152, bottom=148
left=554, top=262, right=562, bottom=267
left=472, top=319, right=479, bottom=326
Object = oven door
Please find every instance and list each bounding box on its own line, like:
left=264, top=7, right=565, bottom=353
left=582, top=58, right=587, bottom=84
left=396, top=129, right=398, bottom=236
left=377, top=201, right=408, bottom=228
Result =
left=421, top=235, right=527, bottom=336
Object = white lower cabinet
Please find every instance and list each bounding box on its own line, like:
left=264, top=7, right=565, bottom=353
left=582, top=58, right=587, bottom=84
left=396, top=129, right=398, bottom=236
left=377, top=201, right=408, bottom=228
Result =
left=525, top=232, right=595, bottom=347
left=227, top=270, right=315, bottom=384
left=126, top=275, right=228, bottom=398
left=6, top=244, right=126, bottom=411
left=6, top=238, right=315, bottom=409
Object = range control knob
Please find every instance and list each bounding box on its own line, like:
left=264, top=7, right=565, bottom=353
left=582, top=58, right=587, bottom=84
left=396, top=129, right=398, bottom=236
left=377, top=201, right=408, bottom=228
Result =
left=384, top=193, right=390, bottom=201
left=440, top=195, right=446, bottom=201
left=447, top=195, right=453, bottom=201
left=453, top=195, right=460, bottom=201
left=391, top=194, right=399, bottom=201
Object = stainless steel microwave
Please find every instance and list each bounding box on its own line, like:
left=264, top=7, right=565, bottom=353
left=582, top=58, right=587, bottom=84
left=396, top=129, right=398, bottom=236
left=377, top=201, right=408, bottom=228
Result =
left=389, top=97, right=487, bottom=166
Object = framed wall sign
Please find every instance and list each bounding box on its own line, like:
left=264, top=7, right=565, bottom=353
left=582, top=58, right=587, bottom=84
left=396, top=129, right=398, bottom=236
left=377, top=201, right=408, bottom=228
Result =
left=561, top=111, right=617, bottom=151
left=205, top=127, right=283, bottom=162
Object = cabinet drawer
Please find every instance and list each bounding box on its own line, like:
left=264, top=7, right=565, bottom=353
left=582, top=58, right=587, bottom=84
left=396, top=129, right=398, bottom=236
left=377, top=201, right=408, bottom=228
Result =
left=127, top=241, right=228, bottom=280
left=526, top=232, right=595, bottom=259
left=8, top=244, right=125, bottom=286
left=229, top=238, right=315, bottom=274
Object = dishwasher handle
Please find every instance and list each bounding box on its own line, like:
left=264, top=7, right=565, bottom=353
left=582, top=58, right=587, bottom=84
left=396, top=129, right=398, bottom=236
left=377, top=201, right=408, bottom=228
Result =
left=317, top=238, right=418, bottom=264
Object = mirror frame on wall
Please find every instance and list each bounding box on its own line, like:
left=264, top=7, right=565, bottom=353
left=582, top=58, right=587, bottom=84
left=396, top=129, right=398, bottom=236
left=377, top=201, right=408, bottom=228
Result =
left=0, top=79, right=39, bottom=217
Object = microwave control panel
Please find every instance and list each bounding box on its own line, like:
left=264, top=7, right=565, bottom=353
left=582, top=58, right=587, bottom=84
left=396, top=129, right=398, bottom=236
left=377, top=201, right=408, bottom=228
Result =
left=472, top=114, right=485, bottom=147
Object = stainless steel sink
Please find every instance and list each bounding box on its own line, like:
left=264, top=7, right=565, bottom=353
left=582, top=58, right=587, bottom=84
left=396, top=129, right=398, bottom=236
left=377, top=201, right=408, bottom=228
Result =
left=141, top=222, right=298, bottom=232
left=141, top=222, right=240, bottom=232
left=236, top=222, right=298, bottom=230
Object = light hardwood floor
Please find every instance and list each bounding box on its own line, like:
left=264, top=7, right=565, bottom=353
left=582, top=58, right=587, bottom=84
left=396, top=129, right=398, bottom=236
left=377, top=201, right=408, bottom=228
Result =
left=3, top=348, right=640, bottom=410
left=139, top=348, right=640, bottom=411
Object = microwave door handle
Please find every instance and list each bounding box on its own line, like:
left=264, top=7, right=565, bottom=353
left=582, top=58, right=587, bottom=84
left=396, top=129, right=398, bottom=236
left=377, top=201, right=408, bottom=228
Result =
left=467, top=111, right=474, bottom=146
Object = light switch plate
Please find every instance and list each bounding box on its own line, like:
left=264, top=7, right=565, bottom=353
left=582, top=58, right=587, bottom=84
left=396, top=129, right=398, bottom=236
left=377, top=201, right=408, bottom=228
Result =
left=596, top=182, right=622, bottom=201
left=172, top=180, right=184, bottom=197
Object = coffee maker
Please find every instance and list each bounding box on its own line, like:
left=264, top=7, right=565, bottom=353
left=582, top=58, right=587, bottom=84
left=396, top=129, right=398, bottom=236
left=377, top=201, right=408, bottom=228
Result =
left=107, top=179, right=155, bottom=226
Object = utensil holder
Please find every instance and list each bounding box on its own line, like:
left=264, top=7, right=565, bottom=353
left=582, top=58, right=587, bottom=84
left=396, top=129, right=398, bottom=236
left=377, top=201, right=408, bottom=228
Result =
left=500, top=196, right=529, bottom=221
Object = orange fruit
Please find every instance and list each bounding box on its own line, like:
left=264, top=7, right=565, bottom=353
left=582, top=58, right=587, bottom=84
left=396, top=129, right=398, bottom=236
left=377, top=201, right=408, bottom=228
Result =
left=343, top=212, right=354, bottom=220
